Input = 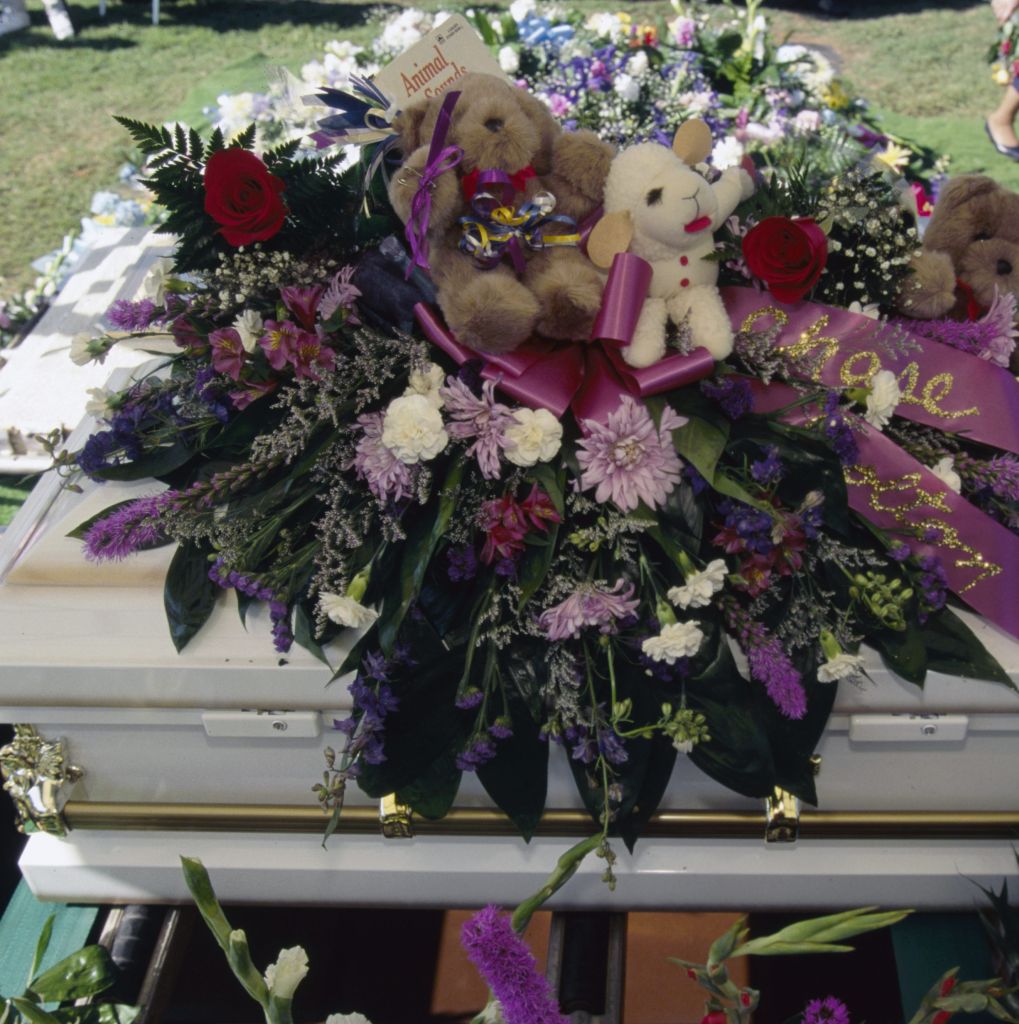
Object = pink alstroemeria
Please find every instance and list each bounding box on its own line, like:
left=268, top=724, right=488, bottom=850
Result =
left=281, top=285, right=325, bottom=331
left=290, top=332, right=337, bottom=380
left=259, top=320, right=303, bottom=371
left=478, top=486, right=560, bottom=565
left=208, top=327, right=246, bottom=380
left=229, top=379, right=277, bottom=411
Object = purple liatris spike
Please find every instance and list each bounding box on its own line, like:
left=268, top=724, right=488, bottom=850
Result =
left=82, top=493, right=172, bottom=561
left=461, top=906, right=567, bottom=1024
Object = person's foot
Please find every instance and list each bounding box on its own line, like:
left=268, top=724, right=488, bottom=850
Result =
left=986, top=117, right=1019, bottom=159
left=0, top=4, right=30, bottom=35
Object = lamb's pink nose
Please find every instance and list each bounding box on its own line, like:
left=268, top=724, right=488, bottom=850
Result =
left=684, top=216, right=712, bottom=234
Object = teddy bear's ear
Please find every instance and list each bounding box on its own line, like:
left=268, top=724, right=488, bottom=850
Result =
left=587, top=211, right=633, bottom=269
left=672, top=119, right=713, bottom=166
left=934, top=175, right=999, bottom=212
left=393, top=103, right=429, bottom=154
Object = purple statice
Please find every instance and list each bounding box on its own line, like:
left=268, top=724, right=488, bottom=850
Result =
left=889, top=541, right=911, bottom=562
left=538, top=579, right=639, bottom=641
left=76, top=431, right=119, bottom=480
left=446, top=545, right=478, bottom=582
left=82, top=492, right=172, bottom=561
left=713, top=498, right=774, bottom=556
left=750, top=446, right=784, bottom=487
left=351, top=412, right=417, bottom=503
left=318, top=266, right=361, bottom=324
left=438, top=377, right=514, bottom=480
left=701, top=376, right=754, bottom=420
left=725, top=601, right=807, bottom=720
left=899, top=290, right=1017, bottom=368
left=576, top=396, right=685, bottom=513
left=488, top=718, right=513, bottom=740
left=461, top=906, right=568, bottom=1024
left=194, top=366, right=231, bottom=423
left=821, top=391, right=859, bottom=466
left=455, top=735, right=497, bottom=771
left=803, top=996, right=850, bottom=1024
left=107, top=299, right=157, bottom=331
left=455, top=688, right=484, bottom=710
left=916, top=553, right=948, bottom=622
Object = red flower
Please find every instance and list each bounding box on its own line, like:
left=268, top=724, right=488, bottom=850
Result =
left=700, top=1014, right=727, bottom=1024
left=742, top=216, right=828, bottom=304
left=203, top=149, right=287, bottom=247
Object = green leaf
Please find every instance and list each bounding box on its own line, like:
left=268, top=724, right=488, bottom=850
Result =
left=10, top=999, right=61, bottom=1024
left=164, top=542, right=218, bottom=652
left=730, top=907, right=912, bottom=958
left=26, top=915, right=55, bottom=990
left=476, top=695, right=548, bottom=840
left=707, top=916, right=748, bottom=967
left=922, top=606, right=1014, bottom=689
left=396, top=749, right=462, bottom=820
left=377, top=460, right=463, bottom=655
left=292, top=604, right=330, bottom=667
left=870, top=621, right=927, bottom=686
left=516, top=523, right=558, bottom=612
left=45, top=1005, right=140, bottom=1024
left=97, top=441, right=195, bottom=483
left=28, top=947, right=116, bottom=1002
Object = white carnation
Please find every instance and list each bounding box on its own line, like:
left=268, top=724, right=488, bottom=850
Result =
left=232, top=309, right=264, bottom=354
left=381, top=394, right=448, bottom=464
left=85, top=387, right=115, bottom=420
left=326, top=1016, right=374, bottom=1024
left=863, top=369, right=901, bottom=430
left=929, top=455, right=962, bottom=493
left=641, top=622, right=704, bottom=664
left=403, top=362, right=446, bottom=408
left=70, top=332, right=103, bottom=366
left=498, top=45, right=520, bottom=74
left=263, top=946, right=309, bottom=999
left=504, top=407, right=562, bottom=467
left=319, top=592, right=379, bottom=630
left=667, top=559, right=727, bottom=610
left=509, top=0, right=535, bottom=21
left=626, top=50, right=649, bottom=77
left=817, top=652, right=866, bottom=684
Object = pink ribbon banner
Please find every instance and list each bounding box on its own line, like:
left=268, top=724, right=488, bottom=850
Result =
left=751, top=381, right=1019, bottom=639
left=416, top=253, right=716, bottom=424
left=723, top=286, right=1019, bottom=454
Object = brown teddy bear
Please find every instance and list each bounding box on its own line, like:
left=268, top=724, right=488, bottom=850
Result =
left=897, top=174, right=1019, bottom=325
left=387, top=73, right=614, bottom=354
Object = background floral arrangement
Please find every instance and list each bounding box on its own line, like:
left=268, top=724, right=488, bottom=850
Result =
left=60, top=0, right=1019, bottom=860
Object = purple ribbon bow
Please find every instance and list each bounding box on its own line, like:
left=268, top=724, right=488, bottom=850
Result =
left=405, top=90, right=463, bottom=277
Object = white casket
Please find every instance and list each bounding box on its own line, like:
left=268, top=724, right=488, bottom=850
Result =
left=1, top=455, right=1017, bottom=910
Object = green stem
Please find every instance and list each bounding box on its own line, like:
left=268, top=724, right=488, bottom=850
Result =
left=510, top=833, right=603, bottom=934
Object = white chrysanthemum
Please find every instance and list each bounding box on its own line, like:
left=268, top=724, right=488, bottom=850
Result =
left=929, top=455, right=962, bottom=493
left=817, top=652, right=866, bottom=683
left=233, top=310, right=264, bottom=354
left=263, top=946, right=309, bottom=999
left=613, top=73, right=640, bottom=103
left=504, top=407, right=563, bottom=467
left=379, top=8, right=430, bottom=53
left=319, top=592, right=379, bottom=630
left=403, top=362, right=446, bottom=408
left=325, top=1015, right=374, bottom=1024
left=677, top=90, right=714, bottom=115
left=711, top=136, right=745, bottom=170
left=498, top=45, right=520, bottom=74
left=793, top=109, right=822, bottom=133
left=641, top=622, right=704, bottom=664
left=585, top=11, right=625, bottom=38
left=85, top=387, right=115, bottom=420
left=381, top=394, right=448, bottom=464
left=668, top=559, right=727, bottom=610
left=863, top=369, right=901, bottom=430
left=139, top=256, right=175, bottom=307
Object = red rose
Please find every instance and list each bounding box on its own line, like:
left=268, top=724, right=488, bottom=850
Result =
left=203, top=149, right=287, bottom=247
left=742, top=216, right=828, bottom=304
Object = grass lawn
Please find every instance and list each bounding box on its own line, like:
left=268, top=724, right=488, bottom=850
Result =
left=0, top=0, right=1017, bottom=303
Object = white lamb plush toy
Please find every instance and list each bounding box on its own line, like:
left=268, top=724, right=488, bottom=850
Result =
left=588, top=120, right=755, bottom=367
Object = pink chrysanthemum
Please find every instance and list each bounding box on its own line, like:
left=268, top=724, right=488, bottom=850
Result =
left=351, top=412, right=416, bottom=503
left=576, top=396, right=686, bottom=512
left=439, top=377, right=515, bottom=480
left=538, top=579, right=639, bottom=641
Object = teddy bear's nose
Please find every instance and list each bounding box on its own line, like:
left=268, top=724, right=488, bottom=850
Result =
left=484, top=118, right=504, bottom=133
left=997, top=258, right=1013, bottom=276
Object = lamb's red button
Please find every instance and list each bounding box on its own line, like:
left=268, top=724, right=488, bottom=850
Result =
left=680, top=278, right=690, bottom=288
left=680, top=255, right=689, bottom=266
